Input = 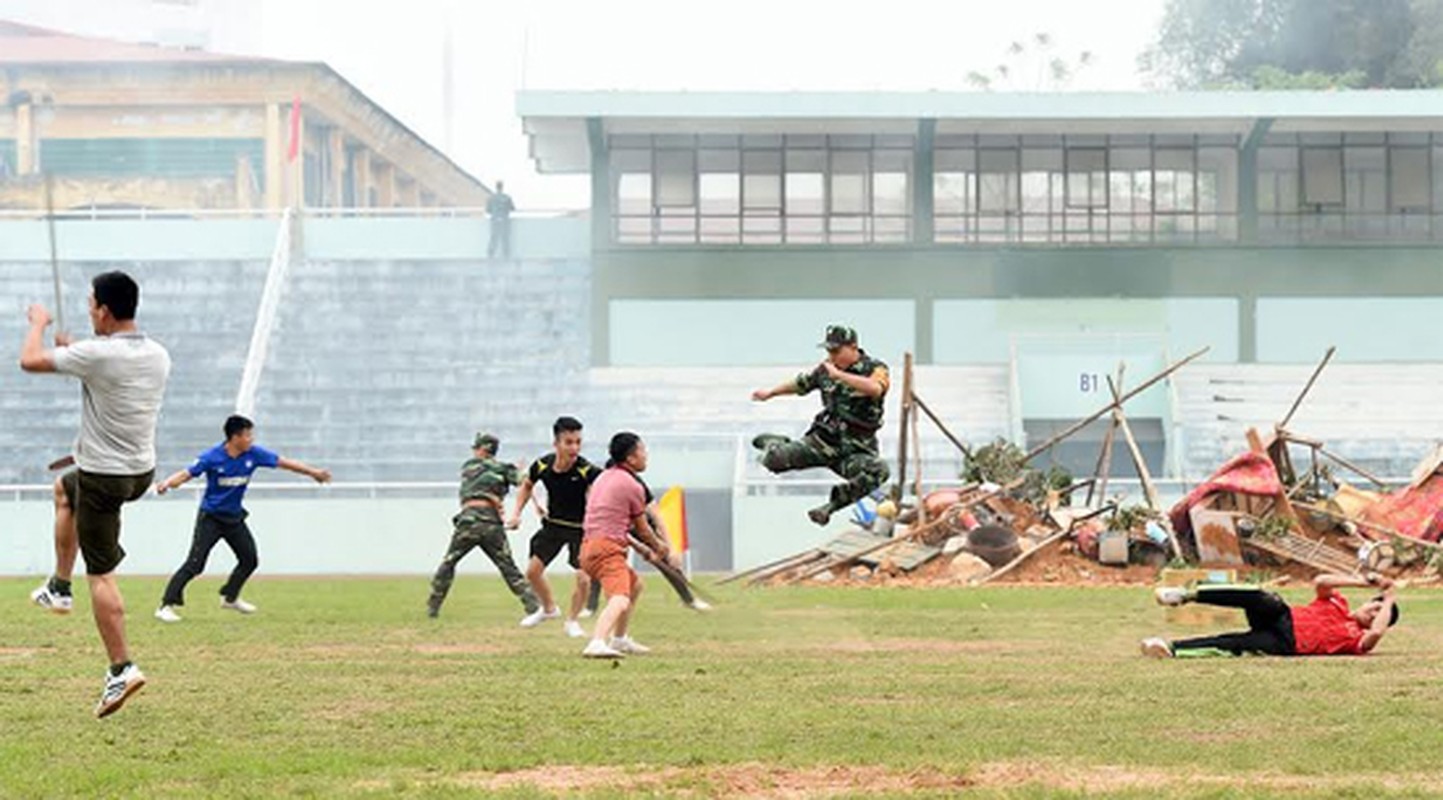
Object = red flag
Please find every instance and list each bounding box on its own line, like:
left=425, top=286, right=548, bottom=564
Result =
left=286, top=96, right=301, bottom=162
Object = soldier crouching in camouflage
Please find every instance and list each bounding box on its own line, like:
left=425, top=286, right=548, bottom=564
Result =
left=750, top=325, right=891, bottom=526
left=427, top=432, right=542, bottom=623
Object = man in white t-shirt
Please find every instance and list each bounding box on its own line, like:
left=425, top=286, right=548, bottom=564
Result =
left=20, top=270, right=171, bottom=718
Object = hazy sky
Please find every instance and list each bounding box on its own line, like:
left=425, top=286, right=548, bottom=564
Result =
left=4, top=0, right=1168, bottom=208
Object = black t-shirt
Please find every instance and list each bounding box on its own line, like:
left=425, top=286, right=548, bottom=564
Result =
left=527, top=453, right=598, bottom=528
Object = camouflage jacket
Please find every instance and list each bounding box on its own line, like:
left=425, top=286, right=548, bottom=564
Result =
left=458, top=456, right=520, bottom=505
left=795, top=350, right=890, bottom=440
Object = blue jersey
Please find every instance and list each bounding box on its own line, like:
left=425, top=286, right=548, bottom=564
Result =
left=188, top=443, right=280, bottom=517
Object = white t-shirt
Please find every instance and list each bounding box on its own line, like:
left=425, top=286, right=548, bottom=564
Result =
left=52, top=332, right=171, bottom=475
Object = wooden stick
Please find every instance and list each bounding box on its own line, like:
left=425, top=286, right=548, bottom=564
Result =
left=892, top=352, right=913, bottom=504
left=973, top=527, right=1073, bottom=585
left=911, top=390, right=925, bottom=525
left=748, top=551, right=833, bottom=586
left=1278, top=346, right=1336, bottom=431
left=1108, top=373, right=1183, bottom=560
left=911, top=393, right=972, bottom=461
left=1316, top=447, right=1389, bottom=489
left=1023, top=347, right=1209, bottom=463
left=1087, top=418, right=1118, bottom=507
left=718, top=548, right=823, bottom=585
left=1291, top=501, right=1443, bottom=553
left=44, top=173, right=65, bottom=335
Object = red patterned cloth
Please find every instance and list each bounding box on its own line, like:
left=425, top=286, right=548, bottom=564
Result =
left=1170, top=452, right=1283, bottom=539
left=1359, top=473, right=1443, bottom=543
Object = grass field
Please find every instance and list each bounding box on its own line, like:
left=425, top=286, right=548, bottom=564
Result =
left=3, top=575, right=1443, bottom=798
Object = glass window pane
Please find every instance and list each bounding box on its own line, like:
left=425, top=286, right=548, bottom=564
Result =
left=1391, top=147, right=1430, bottom=210
left=1066, top=148, right=1106, bottom=209
left=654, top=149, right=695, bottom=208
left=1302, top=148, right=1343, bottom=206
left=978, top=149, right=1018, bottom=213
left=742, top=150, right=781, bottom=211
left=830, top=150, right=869, bottom=214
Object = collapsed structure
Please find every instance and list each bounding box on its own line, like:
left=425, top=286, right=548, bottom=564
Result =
left=725, top=348, right=1443, bottom=588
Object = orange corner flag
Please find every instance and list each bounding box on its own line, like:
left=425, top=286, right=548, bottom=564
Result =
left=657, top=486, right=687, bottom=555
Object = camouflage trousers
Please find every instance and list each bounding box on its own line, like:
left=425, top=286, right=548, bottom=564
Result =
left=759, top=430, right=890, bottom=512
left=428, top=507, right=539, bottom=614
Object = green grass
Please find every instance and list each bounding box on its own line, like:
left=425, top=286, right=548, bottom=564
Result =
left=4, top=576, right=1443, bottom=798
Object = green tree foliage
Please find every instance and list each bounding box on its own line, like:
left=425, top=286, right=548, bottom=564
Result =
left=1142, top=0, right=1443, bottom=89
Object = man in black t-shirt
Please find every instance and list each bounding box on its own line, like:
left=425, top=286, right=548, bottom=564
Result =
left=507, top=416, right=598, bottom=637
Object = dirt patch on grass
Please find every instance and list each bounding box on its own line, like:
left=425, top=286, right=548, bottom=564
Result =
left=0, top=646, right=54, bottom=661
left=410, top=643, right=511, bottom=656
left=449, top=763, right=972, bottom=797
left=814, top=638, right=1016, bottom=655
left=363, top=761, right=1443, bottom=797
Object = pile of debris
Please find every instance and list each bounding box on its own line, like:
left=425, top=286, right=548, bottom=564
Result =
left=724, top=346, right=1443, bottom=589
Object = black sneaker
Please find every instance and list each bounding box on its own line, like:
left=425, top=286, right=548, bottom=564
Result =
left=807, top=505, right=832, bottom=526
left=426, top=604, right=440, bottom=619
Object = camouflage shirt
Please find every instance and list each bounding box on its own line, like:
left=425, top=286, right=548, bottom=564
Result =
left=795, top=350, right=891, bottom=439
left=458, top=456, right=520, bottom=504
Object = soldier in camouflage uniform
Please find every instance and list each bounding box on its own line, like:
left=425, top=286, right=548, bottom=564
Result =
left=427, top=433, right=541, bottom=621
left=751, top=325, right=891, bottom=526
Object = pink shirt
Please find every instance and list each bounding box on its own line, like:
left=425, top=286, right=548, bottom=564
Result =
left=583, top=466, right=646, bottom=542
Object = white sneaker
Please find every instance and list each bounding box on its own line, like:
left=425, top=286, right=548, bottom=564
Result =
left=95, top=663, right=146, bottom=718
left=154, top=605, right=182, bottom=623
left=563, top=619, right=586, bottom=638
left=581, top=638, right=624, bottom=659
left=31, top=583, right=73, bottom=615
left=1154, top=587, right=1189, bottom=607
left=519, top=607, right=560, bottom=628
left=578, top=607, right=594, bottom=619
left=609, top=635, right=651, bottom=655
left=220, top=598, right=257, bottom=614
left=1140, top=637, right=1174, bottom=659
left=688, top=598, right=713, bottom=612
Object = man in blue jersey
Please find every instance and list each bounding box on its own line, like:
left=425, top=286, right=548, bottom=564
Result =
left=152, top=415, right=331, bottom=622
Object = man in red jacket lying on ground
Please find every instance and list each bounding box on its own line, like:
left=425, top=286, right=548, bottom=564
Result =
left=1141, top=571, right=1399, bottom=658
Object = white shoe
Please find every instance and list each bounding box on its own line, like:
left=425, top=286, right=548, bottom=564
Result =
left=519, top=607, right=560, bottom=628
left=581, top=639, right=624, bottom=659
left=95, top=663, right=146, bottom=718
left=1154, top=587, right=1189, bottom=607
left=578, top=607, right=594, bottom=619
left=220, top=598, right=257, bottom=614
left=154, top=605, right=182, bottom=623
left=31, top=583, right=73, bottom=615
left=563, top=619, right=586, bottom=638
left=1140, top=637, right=1174, bottom=659
left=609, top=635, right=651, bottom=655
left=688, top=598, right=713, bottom=612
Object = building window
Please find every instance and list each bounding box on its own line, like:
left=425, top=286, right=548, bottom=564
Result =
left=935, top=134, right=1237, bottom=244
left=608, top=133, right=911, bottom=245
left=1258, top=132, right=1441, bottom=242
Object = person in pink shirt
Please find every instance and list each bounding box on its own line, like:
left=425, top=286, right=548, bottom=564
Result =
left=578, top=432, right=672, bottom=659
left=1142, top=572, right=1399, bottom=658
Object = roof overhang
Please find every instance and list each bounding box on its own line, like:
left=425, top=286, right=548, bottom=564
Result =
left=519, top=89, right=1443, bottom=174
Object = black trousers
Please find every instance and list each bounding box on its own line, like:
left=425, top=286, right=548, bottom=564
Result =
left=161, top=511, right=259, bottom=606
left=1172, top=586, right=1297, bottom=656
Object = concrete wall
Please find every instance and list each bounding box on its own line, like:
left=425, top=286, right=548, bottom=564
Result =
left=592, top=245, right=1443, bottom=366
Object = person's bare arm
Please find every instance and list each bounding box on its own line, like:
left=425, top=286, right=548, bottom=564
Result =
left=822, top=361, right=886, bottom=398
left=1314, top=572, right=1382, bottom=599
left=752, top=379, right=801, bottom=402
left=1358, top=586, right=1397, bottom=654
left=19, top=305, right=58, bottom=373
left=278, top=457, right=331, bottom=484
left=508, top=476, right=536, bottom=530
left=154, top=469, right=194, bottom=495
left=632, top=511, right=670, bottom=561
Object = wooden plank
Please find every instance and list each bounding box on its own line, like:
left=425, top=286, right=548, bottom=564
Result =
left=892, top=352, right=913, bottom=504
left=1108, top=371, right=1183, bottom=560
left=912, top=393, right=973, bottom=461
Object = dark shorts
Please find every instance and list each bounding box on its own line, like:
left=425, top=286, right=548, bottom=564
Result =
left=61, top=468, right=154, bottom=576
left=529, top=522, right=583, bottom=569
